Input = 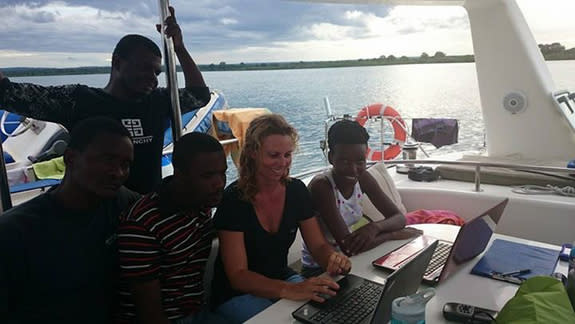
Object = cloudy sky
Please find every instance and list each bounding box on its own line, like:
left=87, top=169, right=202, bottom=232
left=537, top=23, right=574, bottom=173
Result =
left=1, top=0, right=574, bottom=67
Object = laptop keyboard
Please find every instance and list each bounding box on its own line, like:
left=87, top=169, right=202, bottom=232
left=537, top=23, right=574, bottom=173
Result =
left=310, top=280, right=384, bottom=324
left=424, top=241, right=452, bottom=276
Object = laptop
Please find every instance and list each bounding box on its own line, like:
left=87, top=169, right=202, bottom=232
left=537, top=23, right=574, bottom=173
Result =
left=372, top=199, right=508, bottom=284
left=292, top=240, right=438, bottom=324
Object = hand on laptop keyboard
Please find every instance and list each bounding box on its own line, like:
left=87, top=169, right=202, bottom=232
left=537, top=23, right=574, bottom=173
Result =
left=281, top=276, right=340, bottom=302
left=326, top=252, right=352, bottom=276
left=343, top=226, right=422, bottom=256
left=343, top=224, right=381, bottom=255
left=389, top=227, right=423, bottom=240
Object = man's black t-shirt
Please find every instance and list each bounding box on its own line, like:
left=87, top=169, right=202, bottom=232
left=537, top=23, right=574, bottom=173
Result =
left=0, top=187, right=140, bottom=324
left=0, top=78, right=210, bottom=193
left=211, top=179, right=315, bottom=306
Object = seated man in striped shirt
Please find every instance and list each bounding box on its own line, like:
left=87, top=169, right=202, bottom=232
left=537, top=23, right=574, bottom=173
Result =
left=116, top=132, right=228, bottom=324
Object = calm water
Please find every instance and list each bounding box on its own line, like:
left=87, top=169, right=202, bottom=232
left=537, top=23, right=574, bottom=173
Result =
left=12, top=61, right=575, bottom=179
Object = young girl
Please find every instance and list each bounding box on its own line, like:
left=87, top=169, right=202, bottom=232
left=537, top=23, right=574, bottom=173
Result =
left=302, top=119, right=421, bottom=276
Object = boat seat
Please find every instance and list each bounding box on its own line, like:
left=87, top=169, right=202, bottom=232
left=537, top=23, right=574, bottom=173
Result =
left=163, top=108, right=200, bottom=148
left=202, top=237, right=219, bottom=305
left=10, top=179, right=60, bottom=194
left=360, top=162, right=408, bottom=220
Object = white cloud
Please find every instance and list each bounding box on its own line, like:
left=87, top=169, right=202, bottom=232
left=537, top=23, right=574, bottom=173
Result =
left=305, top=22, right=355, bottom=40
left=2, top=3, right=126, bottom=31
left=345, top=10, right=363, bottom=19
left=220, top=17, right=238, bottom=25
left=0, top=2, right=157, bottom=52
left=1, top=0, right=575, bottom=67
left=0, top=51, right=37, bottom=58
left=290, top=5, right=470, bottom=59
left=0, top=50, right=110, bottom=68
left=517, top=0, right=575, bottom=48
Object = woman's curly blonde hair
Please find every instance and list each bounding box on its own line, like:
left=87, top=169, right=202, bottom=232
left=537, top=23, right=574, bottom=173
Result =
left=238, top=114, right=299, bottom=202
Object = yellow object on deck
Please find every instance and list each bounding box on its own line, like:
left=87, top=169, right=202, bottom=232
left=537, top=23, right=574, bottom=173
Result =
left=213, top=108, right=270, bottom=166
left=32, top=156, right=66, bottom=180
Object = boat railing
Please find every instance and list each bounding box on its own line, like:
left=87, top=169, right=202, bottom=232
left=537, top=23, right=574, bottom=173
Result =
left=321, top=113, right=432, bottom=159
left=293, top=159, right=574, bottom=193
left=386, top=159, right=574, bottom=192
left=162, top=138, right=239, bottom=155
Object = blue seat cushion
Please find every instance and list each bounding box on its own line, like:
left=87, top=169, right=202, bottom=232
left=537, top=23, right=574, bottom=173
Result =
left=10, top=179, right=60, bottom=194
left=3, top=151, right=14, bottom=164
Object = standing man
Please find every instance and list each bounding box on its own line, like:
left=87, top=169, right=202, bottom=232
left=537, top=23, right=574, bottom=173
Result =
left=0, top=117, right=140, bottom=323
left=116, top=132, right=227, bottom=324
left=0, top=6, right=209, bottom=193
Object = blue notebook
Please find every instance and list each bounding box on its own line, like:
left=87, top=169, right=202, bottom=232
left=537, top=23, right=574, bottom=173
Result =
left=471, top=239, right=560, bottom=282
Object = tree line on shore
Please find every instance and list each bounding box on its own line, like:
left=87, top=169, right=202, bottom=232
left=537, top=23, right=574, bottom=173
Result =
left=3, top=42, right=575, bottom=77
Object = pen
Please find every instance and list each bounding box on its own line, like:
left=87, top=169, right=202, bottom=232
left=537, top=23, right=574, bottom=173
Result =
left=500, top=269, right=531, bottom=277
left=490, top=273, right=524, bottom=285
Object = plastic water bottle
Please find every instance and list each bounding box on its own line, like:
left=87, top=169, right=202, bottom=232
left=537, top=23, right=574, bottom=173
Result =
left=391, top=288, right=435, bottom=324
left=567, top=242, right=575, bottom=309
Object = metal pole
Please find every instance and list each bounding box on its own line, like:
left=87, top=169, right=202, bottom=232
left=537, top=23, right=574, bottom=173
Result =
left=0, top=142, right=13, bottom=213
left=158, top=0, right=183, bottom=142
left=474, top=165, right=482, bottom=192
left=323, top=96, right=333, bottom=118
left=380, top=115, right=385, bottom=158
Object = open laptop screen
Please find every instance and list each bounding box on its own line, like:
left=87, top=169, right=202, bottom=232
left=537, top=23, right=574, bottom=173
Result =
left=438, top=198, right=508, bottom=282
left=372, top=198, right=509, bottom=284
left=370, top=240, right=438, bottom=323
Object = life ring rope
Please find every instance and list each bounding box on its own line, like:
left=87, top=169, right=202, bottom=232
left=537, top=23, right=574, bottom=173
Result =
left=355, top=103, right=407, bottom=161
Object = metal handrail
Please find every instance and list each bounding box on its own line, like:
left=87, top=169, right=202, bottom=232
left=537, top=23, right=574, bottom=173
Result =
left=162, top=138, right=239, bottom=155
left=292, top=166, right=332, bottom=180
left=292, top=161, right=379, bottom=180
left=220, top=138, right=239, bottom=146
left=383, top=159, right=574, bottom=192
left=292, top=159, right=574, bottom=192
left=383, top=159, right=574, bottom=173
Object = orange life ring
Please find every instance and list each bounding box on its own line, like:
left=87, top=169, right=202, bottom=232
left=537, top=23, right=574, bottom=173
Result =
left=355, top=103, right=407, bottom=161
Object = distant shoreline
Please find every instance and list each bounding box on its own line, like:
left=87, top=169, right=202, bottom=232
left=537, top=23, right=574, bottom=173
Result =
left=4, top=52, right=575, bottom=78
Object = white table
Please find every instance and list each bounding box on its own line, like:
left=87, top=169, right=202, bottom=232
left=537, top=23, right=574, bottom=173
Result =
left=246, top=224, right=567, bottom=323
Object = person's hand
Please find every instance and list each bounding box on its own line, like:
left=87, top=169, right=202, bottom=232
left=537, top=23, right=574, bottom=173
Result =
left=326, top=251, right=352, bottom=276
left=156, top=6, right=184, bottom=49
left=389, top=227, right=423, bottom=240
left=342, top=223, right=380, bottom=256
left=282, top=277, right=340, bottom=303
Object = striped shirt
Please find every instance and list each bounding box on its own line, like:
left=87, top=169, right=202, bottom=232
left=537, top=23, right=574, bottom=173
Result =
left=116, top=182, right=215, bottom=322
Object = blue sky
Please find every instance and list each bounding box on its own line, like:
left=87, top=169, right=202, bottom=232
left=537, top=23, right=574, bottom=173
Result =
left=1, top=0, right=574, bottom=67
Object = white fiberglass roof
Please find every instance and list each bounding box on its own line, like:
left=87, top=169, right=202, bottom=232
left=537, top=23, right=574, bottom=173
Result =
left=290, top=0, right=464, bottom=6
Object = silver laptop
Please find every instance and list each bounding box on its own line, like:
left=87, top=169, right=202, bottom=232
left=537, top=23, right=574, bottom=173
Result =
left=372, top=199, right=508, bottom=284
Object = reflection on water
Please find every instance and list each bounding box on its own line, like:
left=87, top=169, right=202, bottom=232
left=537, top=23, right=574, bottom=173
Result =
left=12, top=61, right=575, bottom=181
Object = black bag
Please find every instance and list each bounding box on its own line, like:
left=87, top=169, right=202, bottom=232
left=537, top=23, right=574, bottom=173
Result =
left=408, top=166, right=439, bottom=182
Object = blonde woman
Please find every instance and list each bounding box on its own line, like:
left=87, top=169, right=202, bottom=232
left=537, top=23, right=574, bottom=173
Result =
left=211, top=114, right=351, bottom=323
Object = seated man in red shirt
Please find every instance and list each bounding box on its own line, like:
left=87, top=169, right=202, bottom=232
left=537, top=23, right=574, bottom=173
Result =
left=116, top=132, right=228, bottom=324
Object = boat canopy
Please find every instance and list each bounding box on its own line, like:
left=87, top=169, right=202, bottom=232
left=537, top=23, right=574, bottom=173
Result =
left=291, top=0, right=463, bottom=5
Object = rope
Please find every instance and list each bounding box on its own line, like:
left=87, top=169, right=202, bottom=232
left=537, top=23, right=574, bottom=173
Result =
left=512, top=184, right=575, bottom=197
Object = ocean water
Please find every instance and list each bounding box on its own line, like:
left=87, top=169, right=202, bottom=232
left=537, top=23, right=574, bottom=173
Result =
left=12, top=61, right=575, bottom=179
